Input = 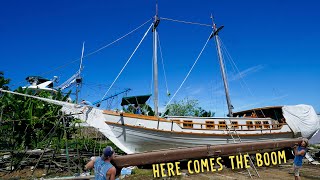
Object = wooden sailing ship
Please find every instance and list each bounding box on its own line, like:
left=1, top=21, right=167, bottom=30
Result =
left=1, top=5, right=319, bottom=154
left=58, top=8, right=318, bottom=154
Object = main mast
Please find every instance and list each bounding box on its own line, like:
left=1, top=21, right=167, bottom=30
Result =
left=76, top=42, right=85, bottom=104
left=153, top=2, right=160, bottom=117
left=211, top=16, right=233, bottom=117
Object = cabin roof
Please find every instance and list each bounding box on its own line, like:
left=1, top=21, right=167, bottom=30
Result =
left=233, top=106, right=283, bottom=114
left=26, top=76, right=50, bottom=83
left=121, top=94, right=151, bottom=106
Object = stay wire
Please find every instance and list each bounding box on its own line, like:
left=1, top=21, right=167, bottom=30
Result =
left=157, top=32, right=170, bottom=96
left=85, top=18, right=152, bottom=57
left=219, top=37, right=254, bottom=97
left=164, top=32, right=212, bottom=108
left=12, top=18, right=153, bottom=87
left=218, top=37, right=265, bottom=117
left=99, top=23, right=154, bottom=103
left=160, top=17, right=212, bottom=27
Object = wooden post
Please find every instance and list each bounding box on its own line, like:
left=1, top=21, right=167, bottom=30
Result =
left=62, top=117, right=71, bottom=172
left=32, top=116, right=63, bottom=175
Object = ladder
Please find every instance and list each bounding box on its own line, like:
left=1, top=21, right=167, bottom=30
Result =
left=224, top=119, right=260, bottom=178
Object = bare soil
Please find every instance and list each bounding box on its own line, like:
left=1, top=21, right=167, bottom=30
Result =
left=124, top=163, right=320, bottom=180
left=1, top=160, right=319, bottom=180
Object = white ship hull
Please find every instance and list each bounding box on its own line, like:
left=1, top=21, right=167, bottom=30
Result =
left=1, top=90, right=318, bottom=154
left=108, top=122, right=293, bottom=153
left=28, top=99, right=310, bottom=154
left=66, top=105, right=294, bottom=154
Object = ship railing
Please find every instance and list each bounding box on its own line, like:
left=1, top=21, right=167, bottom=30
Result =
left=169, top=120, right=288, bottom=132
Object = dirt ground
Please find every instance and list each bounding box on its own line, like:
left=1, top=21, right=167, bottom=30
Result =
left=1, top=161, right=319, bottom=179
left=185, top=164, right=320, bottom=180
left=125, top=163, right=320, bottom=180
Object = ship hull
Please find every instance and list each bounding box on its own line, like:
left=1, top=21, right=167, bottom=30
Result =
left=93, top=110, right=294, bottom=153
left=107, top=122, right=293, bottom=153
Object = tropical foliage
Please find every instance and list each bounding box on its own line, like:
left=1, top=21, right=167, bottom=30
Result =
left=0, top=72, right=126, bottom=173
left=164, top=98, right=214, bottom=117
left=0, top=71, right=10, bottom=90
left=0, top=72, right=78, bottom=151
left=123, top=104, right=155, bottom=116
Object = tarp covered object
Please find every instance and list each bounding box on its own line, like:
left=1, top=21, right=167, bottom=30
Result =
left=309, top=129, right=320, bottom=144
left=309, top=114, right=320, bottom=144
left=282, top=104, right=320, bottom=139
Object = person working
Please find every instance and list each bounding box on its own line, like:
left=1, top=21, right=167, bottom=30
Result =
left=80, top=99, right=93, bottom=113
left=85, top=146, right=116, bottom=180
left=81, top=99, right=92, bottom=106
left=293, top=138, right=308, bottom=180
left=134, top=104, right=141, bottom=114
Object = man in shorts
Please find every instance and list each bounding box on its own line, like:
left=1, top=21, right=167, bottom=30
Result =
left=293, top=138, right=308, bottom=180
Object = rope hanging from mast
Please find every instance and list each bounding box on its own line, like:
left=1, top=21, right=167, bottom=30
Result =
left=164, top=32, right=213, bottom=108
left=97, top=23, right=154, bottom=107
left=157, top=32, right=170, bottom=96
left=22, top=18, right=153, bottom=84
left=218, top=37, right=266, bottom=118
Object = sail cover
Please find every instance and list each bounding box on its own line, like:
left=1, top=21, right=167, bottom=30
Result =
left=121, top=94, right=151, bottom=106
left=282, top=104, right=320, bottom=139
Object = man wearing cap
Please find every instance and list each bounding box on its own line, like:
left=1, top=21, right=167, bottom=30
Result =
left=293, top=138, right=308, bottom=180
left=85, top=146, right=116, bottom=180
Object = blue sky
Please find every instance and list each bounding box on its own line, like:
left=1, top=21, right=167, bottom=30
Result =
left=1, top=0, right=319, bottom=115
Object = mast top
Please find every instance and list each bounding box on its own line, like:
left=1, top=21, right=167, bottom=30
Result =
left=153, top=0, right=160, bottom=31
left=156, top=0, right=158, bottom=17
left=210, top=14, right=216, bottom=30
left=210, top=15, right=224, bottom=36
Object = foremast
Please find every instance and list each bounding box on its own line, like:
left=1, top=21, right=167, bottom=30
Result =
left=211, top=16, right=233, bottom=117
left=76, top=42, right=85, bottom=104
left=153, top=3, right=160, bottom=117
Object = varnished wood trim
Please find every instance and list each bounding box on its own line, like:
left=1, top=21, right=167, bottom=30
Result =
left=103, top=110, right=287, bottom=129
left=103, top=110, right=167, bottom=121
left=105, top=121, right=293, bottom=137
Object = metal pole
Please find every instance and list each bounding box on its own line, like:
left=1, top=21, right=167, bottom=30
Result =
left=211, top=16, right=233, bottom=117
left=76, top=42, right=85, bottom=104
left=153, top=5, right=160, bottom=117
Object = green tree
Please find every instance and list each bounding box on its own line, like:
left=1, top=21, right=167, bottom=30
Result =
left=164, top=98, right=214, bottom=117
left=122, top=103, right=155, bottom=116
left=0, top=72, right=73, bottom=150
left=0, top=71, right=10, bottom=90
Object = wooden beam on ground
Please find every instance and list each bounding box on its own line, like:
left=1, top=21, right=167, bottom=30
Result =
left=112, top=138, right=302, bottom=168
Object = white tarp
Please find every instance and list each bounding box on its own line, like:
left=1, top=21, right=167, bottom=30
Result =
left=309, top=114, right=320, bottom=144
left=309, top=129, right=320, bottom=144
left=282, top=104, right=320, bottom=139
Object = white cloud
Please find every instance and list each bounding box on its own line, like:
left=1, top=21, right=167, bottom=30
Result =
left=229, top=64, right=264, bottom=81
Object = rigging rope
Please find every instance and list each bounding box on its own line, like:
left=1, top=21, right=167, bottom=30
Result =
left=85, top=18, right=152, bottom=57
left=150, top=55, right=154, bottom=95
left=157, top=32, right=170, bottom=96
left=164, top=32, right=212, bottom=108
left=218, top=37, right=266, bottom=118
left=98, top=23, right=154, bottom=104
left=10, top=18, right=153, bottom=88
left=160, top=17, right=212, bottom=27
left=219, top=37, right=254, bottom=97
